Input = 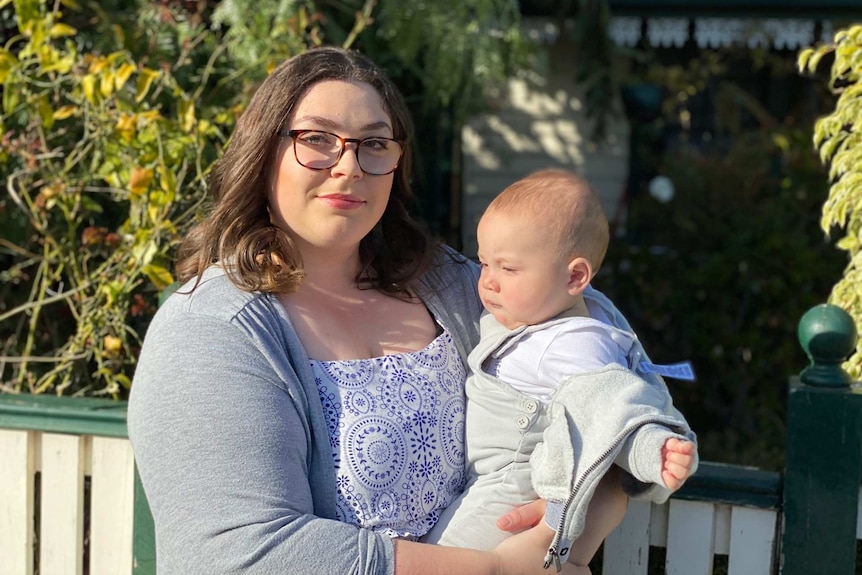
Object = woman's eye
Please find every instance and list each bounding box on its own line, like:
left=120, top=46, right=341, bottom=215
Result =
left=361, top=138, right=389, bottom=151
left=300, top=132, right=335, bottom=146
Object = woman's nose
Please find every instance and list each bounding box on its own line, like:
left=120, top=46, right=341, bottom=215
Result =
left=331, top=142, right=363, bottom=177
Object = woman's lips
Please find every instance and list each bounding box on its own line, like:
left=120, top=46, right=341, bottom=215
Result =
left=319, top=194, right=365, bottom=210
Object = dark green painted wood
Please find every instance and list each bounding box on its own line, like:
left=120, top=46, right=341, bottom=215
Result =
left=674, top=461, right=781, bottom=509
left=0, top=393, right=128, bottom=437
left=133, top=467, right=157, bottom=575
left=782, top=377, right=862, bottom=575
left=798, top=304, right=857, bottom=388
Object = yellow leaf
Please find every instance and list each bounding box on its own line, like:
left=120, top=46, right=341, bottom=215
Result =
left=157, top=163, right=176, bottom=195
left=115, top=112, right=136, bottom=142
left=81, top=74, right=97, bottom=104
left=54, top=106, right=78, bottom=120
left=103, top=335, right=123, bottom=355
left=49, top=23, right=77, bottom=38
left=135, top=68, right=159, bottom=103
left=179, top=98, right=195, bottom=132
left=100, top=70, right=115, bottom=98
left=115, top=62, right=135, bottom=90
left=88, top=55, right=107, bottom=74
left=142, top=264, right=175, bottom=290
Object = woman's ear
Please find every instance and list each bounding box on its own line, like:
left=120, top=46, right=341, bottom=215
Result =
left=566, top=257, right=593, bottom=296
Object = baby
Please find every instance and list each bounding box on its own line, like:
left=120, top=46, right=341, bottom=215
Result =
left=423, top=169, right=697, bottom=572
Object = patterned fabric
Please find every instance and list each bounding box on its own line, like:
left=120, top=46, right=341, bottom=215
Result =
left=311, top=329, right=467, bottom=538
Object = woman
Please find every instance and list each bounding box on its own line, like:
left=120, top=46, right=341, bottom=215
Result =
left=128, top=46, right=594, bottom=574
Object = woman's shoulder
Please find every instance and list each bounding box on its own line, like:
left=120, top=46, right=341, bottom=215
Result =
left=420, top=244, right=479, bottom=289
left=158, top=266, right=268, bottom=325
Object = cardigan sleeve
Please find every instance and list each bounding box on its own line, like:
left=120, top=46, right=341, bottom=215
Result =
left=128, top=290, right=396, bottom=575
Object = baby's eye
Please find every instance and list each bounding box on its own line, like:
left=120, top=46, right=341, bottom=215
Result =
left=502, top=266, right=517, bottom=273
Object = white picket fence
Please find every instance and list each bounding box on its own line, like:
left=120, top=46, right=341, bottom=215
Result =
left=0, top=426, right=791, bottom=575
left=602, top=498, right=779, bottom=574
left=0, top=429, right=136, bottom=575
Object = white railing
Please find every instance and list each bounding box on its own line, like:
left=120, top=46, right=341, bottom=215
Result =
left=602, top=498, right=779, bottom=575
left=0, top=424, right=783, bottom=575
left=0, top=428, right=137, bottom=575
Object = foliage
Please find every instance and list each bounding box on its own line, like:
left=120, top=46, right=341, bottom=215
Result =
left=0, top=0, right=533, bottom=396
left=0, top=0, right=236, bottom=395
left=211, top=0, right=531, bottom=124
left=597, top=48, right=843, bottom=470
left=798, top=25, right=862, bottom=379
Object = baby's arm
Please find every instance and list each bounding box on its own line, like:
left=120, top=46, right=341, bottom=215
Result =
left=662, top=437, right=697, bottom=490
left=566, top=466, right=628, bottom=569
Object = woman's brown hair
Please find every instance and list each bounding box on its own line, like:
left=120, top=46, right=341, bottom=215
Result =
left=176, top=46, right=435, bottom=295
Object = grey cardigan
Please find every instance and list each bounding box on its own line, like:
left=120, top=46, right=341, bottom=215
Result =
left=127, top=247, right=483, bottom=575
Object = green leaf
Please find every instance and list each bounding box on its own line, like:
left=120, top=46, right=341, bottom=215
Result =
left=81, top=195, right=103, bottom=213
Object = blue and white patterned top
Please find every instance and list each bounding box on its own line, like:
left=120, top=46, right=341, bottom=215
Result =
left=311, top=328, right=467, bottom=539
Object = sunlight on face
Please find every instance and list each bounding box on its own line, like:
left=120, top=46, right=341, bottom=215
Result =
left=268, top=80, right=396, bottom=257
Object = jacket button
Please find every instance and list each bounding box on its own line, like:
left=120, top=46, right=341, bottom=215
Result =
left=516, top=415, right=530, bottom=429
left=524, top=400, right=538, bottom=413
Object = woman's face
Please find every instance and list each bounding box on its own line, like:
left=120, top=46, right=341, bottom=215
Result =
left=269, top=80, right=396, bottom=257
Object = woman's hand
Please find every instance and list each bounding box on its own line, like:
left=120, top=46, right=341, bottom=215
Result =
left=496, top=499, right=546, bottom=533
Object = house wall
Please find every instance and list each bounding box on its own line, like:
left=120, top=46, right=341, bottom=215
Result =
left=459, top=29, right=630, bottom=257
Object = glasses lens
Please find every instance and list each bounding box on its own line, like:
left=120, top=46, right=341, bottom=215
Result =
left=357, top=138, right=403, bottom=175
left=293, top=131, right=342, bottom=169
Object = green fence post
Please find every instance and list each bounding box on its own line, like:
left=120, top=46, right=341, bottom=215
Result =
left=133, top=467, right=156, bottom=575
left=782, top=304, right=862, bottom=575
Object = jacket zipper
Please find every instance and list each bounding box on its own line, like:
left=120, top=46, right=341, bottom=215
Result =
left=543, top=417, right=671, bottom=571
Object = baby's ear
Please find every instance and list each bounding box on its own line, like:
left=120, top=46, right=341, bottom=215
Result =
left=566, top=257, right=593, bottom=295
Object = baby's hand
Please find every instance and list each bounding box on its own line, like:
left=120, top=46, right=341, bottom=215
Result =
left=661, top=438, right=696, bottom=491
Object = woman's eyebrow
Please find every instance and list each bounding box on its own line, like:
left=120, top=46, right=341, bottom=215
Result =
left=291, top=116, right=392, bottom=132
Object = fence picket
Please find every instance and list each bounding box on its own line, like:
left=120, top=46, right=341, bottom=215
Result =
left=602, top=499, right=651, bottom=575
left=40, top=433, right=86, bottom=575
left=727, top=506, right=778, bottom=575
left=0, top=429, right=36, bottom=575
left=665, top=499, right=715, bottom=575
left=90, top=436, right=136, bottom=575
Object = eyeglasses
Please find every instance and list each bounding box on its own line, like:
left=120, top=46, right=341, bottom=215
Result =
left=279, top=129, right=404, bottom=176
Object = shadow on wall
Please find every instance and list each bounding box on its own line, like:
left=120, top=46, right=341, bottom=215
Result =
left=460, top=33, right=630, bottom=257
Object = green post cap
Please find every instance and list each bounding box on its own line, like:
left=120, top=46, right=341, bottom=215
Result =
left=797, top=303, right=857, bottom=388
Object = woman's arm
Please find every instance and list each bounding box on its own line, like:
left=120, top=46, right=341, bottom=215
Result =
left=129, top=304, right=400, bottom=574
left=395, top=525, right=585, bottom=575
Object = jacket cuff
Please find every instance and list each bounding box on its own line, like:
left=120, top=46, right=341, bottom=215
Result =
left=624, top=424, right=683, bottom=487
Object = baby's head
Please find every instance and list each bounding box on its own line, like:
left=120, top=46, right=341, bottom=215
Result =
left=476, top=169, right=609, bottom=329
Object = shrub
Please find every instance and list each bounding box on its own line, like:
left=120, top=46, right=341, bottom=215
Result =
left=598, top=126, right=844, bottom=470
left=0, top=0, right=235, bottom=395
left=799, top=25, right=862, bottom=379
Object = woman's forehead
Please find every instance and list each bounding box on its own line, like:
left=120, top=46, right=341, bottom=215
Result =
left=291, top=80, right=392, bottom=131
